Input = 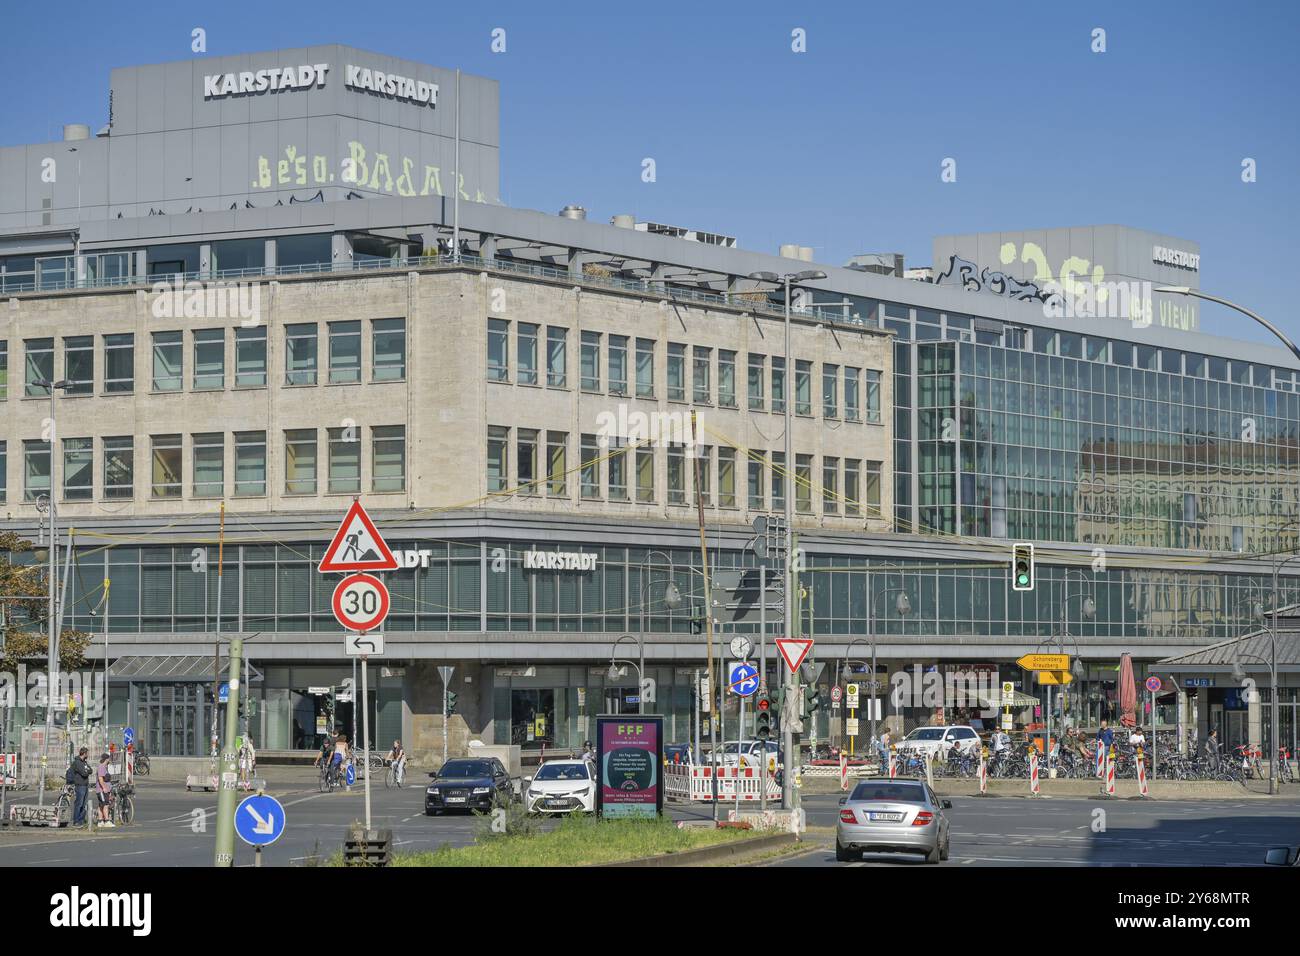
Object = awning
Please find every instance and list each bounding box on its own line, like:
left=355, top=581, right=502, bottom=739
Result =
left=107, top=655, right=263, bottom=682
left=976, top=689, right=1039, bottom=708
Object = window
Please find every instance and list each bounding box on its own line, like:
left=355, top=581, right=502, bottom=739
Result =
left=517, top=428, right=539, bottom=493
left=103, top=333, right=134, bottom=394
left=609, top=438, right=628, bottom=500
left=24, top=440, right=50, bottom=501
left=235, top=327, right=267, bottom=387
left=63, top=438, right=93, bottom=500
left=718, top=350, right=736, bottom=408
left=193, top=329, right=225, bottom=390
left=795, top=454, right=813, bottom=513
left=748, top=354, right=765, bottom=410
left=771, top=451, right=785, bottom=512
left=372, top=426, right=406, bottom=492
left=795, top=360, right=812, bottom=416
left=276, top=234, right=331, bottom=269
left=328, top=427, right=361, bottom=493
left=667, top=444, right=686, bottom=505
left=486, top=319, right=509, bottom=381
left=193, top=433, right=224, bottom=497
left=580, top=434, right=601, bottom=499
left=546, top=327, right=567, bottom=387
left=718, top=448, right=736, bottom=508
left=771, top=356, right=786, bottom=414
left=151, top=332, right=182, bottom=392
left=25, top=338, right=53, bottom=396
left=823, top=364, right=839, bottom=418
left=285, top=324, right=317, bottom=385
left=580, top=331, right=601, bottom=391
left=210, top=238, right=265, bottom=273
left=284, top=429, right=317, bottom=494
left=865, top=370, right=882, bottom=423
left=667, top=343, right=686, bottom=401
left=487, top=426, right=510, bottom=492
left=151, top=434, right=182, bottom=498
left=608, top=335, right=628, bottom=396
left=636, top=338, right=655, bottom=398
left=845, top=367, right=861, bottom=421
left=372, top=318, right=406, bottom=381
left=636, top=446, right=654, bottom=502
left=546, top=431, right=567, bottom=497
left=64, top=337, right=94, bottom=396
left=822, top=456, right=839, bottom=514
left=518, top=323, right=539, bottom=385
left=0, top=341, right=7, bottom=400
left=692, top=346, right=711, bottom=404
left=695, top=446, right=711, bottom=507
left=864, top=460, right=883, bottom=517
left=234, top=431, right=267, bottom=496
left=103, top=437, right=133, bottom=499
left=748, top=452, right=765, bottom=511
left=328, top=321, right=361, bottom=384
left=0, top=442, right=5, bottom=501
left=845, top=460, right=861, bottom=516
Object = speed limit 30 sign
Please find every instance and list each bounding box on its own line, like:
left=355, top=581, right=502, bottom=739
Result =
left=332, top=573, right=390, bottom=632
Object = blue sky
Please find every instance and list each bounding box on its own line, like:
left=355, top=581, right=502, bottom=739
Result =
left=3, top=0, right=1296, bottom=346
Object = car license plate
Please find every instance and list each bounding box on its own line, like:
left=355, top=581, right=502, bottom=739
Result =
left=446, top=796, right=466, bottom=803
left=868, top=812, right=903, bottom=822
left=545, top=799, right=568, bottom=808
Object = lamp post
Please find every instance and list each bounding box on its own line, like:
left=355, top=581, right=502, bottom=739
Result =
left=1040, top=569, right=1094, bottom=770
left=863, top=562, right=911, bottom=743
left=609, top=634, right=645, bottom=717
left=1236, top=583, right=1279, bottom=793
left=35, top=378, right=69, bottom=808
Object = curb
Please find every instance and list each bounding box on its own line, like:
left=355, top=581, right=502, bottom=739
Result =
left=597, top=831, right=799, bottom=867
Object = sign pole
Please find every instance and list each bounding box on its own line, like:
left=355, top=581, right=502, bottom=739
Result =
left=213, top=637, right=243, bottom=867
left=360, top=648, right=371, bottom=831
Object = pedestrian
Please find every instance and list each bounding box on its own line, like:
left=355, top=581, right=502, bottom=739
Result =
left=1204, top=728, right=1221, bottom=769
left=1096, top=718, right=1114, bottom=755
left=95, top=752, right=114, bottom=827
left=68, top=747, right=92, bottom=826
left=580, top=740, right=595, bottom=764
left=1128, top=727, right=1146, bottom=749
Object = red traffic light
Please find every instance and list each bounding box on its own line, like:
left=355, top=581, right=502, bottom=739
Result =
left=757, top=697, right=770, bottom=711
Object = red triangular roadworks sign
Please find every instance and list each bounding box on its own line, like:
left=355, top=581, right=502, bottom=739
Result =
left=318, top=500, right=399, bottom=573
left=775, top=638, right=814, bottom=674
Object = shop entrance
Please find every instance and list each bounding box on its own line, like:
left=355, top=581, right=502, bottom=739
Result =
left=604, top=687, right=640, bottom=715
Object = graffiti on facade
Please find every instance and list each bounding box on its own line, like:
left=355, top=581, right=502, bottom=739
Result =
left=250, top=141, right=490, bottom=203
left=934, top=253, right=1064, bottom=311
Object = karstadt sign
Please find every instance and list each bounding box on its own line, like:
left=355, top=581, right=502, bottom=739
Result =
left=203, top=61, right=439, bottom=108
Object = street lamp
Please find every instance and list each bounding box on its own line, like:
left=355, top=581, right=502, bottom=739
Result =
left=1154, top=287, right=1300, bottom=365
left=1038, top=569, right=1094, bottom=768
left=863, top=562, right=910, bottom=745
left=609, top=634, right=645, bottom=716
left=1236, top=583, right=1280, bottom=793
left=34, top=378, right=69, bottom=808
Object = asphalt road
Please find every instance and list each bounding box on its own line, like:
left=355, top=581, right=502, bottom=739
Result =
left=2, top=778, right=1297, bottom=867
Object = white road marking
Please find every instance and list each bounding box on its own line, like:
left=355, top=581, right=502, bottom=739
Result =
left=111, top=850, right=151, bottom=857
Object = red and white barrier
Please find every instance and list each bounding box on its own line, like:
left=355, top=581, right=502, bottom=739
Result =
left=1105, top=746, right=1116, bottom=796
left=839, top=753, right=849, bottom=791
left=978, top=749, right=988, bottom=795
left=1095, top=742, right=1105, bottom=778
left=888, top=748, right=897, bottom=779
left=1136, top=746, right=1148, bottom=797
left=1028, top=748, right=1041, bottom=795
left=664, top=763, right=781, bottom=802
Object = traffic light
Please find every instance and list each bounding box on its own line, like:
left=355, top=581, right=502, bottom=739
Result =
left=1012, top=542, right=1035, bottom=592
left=755, top=695, right=772, bottom=740
left=802, top=684, right=822, bottom=716
left=446, top=690, right=458, bottom=716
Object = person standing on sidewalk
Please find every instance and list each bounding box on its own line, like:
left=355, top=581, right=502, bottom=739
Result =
left=69, top=748, right=92, bottom=826
left=95, top=753, right=114, bottom=827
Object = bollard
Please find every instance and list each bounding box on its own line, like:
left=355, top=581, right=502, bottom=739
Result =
left=839, top=753, right=849, bottom=792
left=1028, top=748, right=1041, bottom=795
left=888, top=746, right=897, bottom=779
left=1136, top=745, right=1149, bottom=798
left=1095, top=741, right=1105, bottom=779
left=924, top=750, right=934, bottom=788
left=1105, top=745, right=1116, bottom=796
left=978, top=746, right=988, bottom=795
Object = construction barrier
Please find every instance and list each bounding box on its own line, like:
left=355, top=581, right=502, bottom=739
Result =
left=1029, top=749, right=1041, bottom=795
left=1105, top=746, right=1116, bottom=796
left=978, top=748, right=988, bottom=795
left=924, top=751, right=934, bottom=788
left=1095, top=742, right=1105, bottom=779
left=839, top=753, right=849, bottom=791
left=1136, top=745, right=1149, bottom=797
left=888, top=748, right=897, bottom=779
left=664, top=763, right=781, bottom=802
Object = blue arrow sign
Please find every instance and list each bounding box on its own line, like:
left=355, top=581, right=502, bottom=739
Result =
left=345, top=763, right=356, bottom=787
left=729, top=662, right=759, bottom=698
left=123, top=727, right=135, bottom=747
left=218, top=682, right=230, bottom=704
left=234, top=794, right=286, bottom=847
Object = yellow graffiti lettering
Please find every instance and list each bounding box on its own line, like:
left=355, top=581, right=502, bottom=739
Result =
left=458, top=172, right=469, bottom=202
left=420, top=165, right=443, bottom=197
left=1057, top=255, right=1091, bottom=300
left=395, top=156, right=415, bottom=197
left=285, top=146, right=307, bottom=185
left=370, top=153, right=395, bottom=192
left=277, top=158, right=291, bottom=185
left=343, top=141, right=368, bottom=186
left=313, top=155, right=327, bottom=183
left=254, top=156, right=271, bottom=189
left=1018, top=242, right=1052, bottom=284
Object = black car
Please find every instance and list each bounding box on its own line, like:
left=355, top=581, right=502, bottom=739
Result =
left=425, top=757, right=515, bottom=815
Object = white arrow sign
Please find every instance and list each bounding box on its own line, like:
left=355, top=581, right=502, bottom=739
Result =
left=345, top=633, right=384, bottom=656
left=245, top=804, right=276, bottom=836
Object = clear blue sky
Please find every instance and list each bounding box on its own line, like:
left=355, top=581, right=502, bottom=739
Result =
left=3, top=0, right=1296, bottom=346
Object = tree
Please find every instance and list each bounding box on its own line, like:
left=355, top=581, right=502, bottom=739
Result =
left=0, top=530, right=92, bottom=673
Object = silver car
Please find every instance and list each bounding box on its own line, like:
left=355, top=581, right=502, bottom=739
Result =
left=835, top=778, right=952, bottom=863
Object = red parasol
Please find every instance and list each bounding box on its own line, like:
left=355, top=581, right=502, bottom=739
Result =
left=1118, top=653, right=1137, bottom=728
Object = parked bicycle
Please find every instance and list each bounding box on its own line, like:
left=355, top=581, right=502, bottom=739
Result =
left=132, top=750, right=151, bottom=776
left=109, top=781, right=135, bottom=826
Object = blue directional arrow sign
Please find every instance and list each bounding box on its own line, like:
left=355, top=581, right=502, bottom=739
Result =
left=729, top=662, right=759, bottom=698
left=234, top=794, right=286, bottom=847
left=123, top=727, right=135, bottom=747
left=345, top=763, right=356, bottom=787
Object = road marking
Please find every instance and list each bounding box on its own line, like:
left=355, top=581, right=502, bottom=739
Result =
left=111, top=850, right=151, bottom=857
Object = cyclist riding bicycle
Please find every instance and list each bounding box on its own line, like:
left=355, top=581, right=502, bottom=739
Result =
left=386, top=739, right=406, bottom=784
left=315, top=733, right=335, bottom=772
left=332, top=733, right=353, bottom=787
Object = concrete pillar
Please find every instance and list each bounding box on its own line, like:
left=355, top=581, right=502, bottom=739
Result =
left=134, top=249, right=147, bottom=280
left=199, top=243, right=212, bottom=278
left=567, top=247, right=585, bottom=279
left=331, top=232, right=352, bottom=272
left=479, top=233, right=497, bottom=262
left=263, top=238, right=277, bottom=276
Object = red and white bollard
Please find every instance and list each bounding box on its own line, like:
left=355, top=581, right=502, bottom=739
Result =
left=1029, top=748, right=1041, bottom=795
left=1105, top=745, right=1117, bottom=796
left=1095, top=742, right=1105, bottom=778
left=978, top=748, right=988, bottom=795
left=839, top=752, right=849, bottom=791
left=1136, top=745, right=1149, bottom=797
left=888, top=747, right=897, bottom=779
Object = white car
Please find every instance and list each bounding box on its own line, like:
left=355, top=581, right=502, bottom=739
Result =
left=524, top=759, right=596, bottom=814
left=895, top=726, right=981, bottom=759
left=714, top=740, right=782, bottom=770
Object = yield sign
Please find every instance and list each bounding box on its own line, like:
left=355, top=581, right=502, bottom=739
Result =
left=318, top=500, right=398, bottom=573
left=775, top=638, right=814, bottom=674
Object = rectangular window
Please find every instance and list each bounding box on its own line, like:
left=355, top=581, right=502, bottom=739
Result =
left=795, top=360, right=812, bottom=416
left=193, top=432, right=224, bottom=497
left=518, top=323, right=539, bottom=385
left=718, top=350, right=737, bottom=408
left=695, top=446, right=712, bottom=508
left=328, top=321, right=361, bottom=384
left=487, top=319, right=509, bottom=381
left=608, top=335, right=628, bottom=396
left=822, top=456, right=839, bottom=514
left=233, top=431, right=267, bottom=496
left=667, top=343, right=686, bottom=401
left=795, top=454, right=813, bottom=513
left=64, top=336, right=94, bottom=396
left=372, top=318, right=406, bottom=381
left=235, top=327, right=267, bottom=387
left=667, top=444, right=686, bottom=505
left=104, top=333, right=134, bottom=394
left=25, top=338, right=53, bottom=396
left=865, top=370, right=882, bottom=423
left=517, top=428, right=539, bottom=493
left=636, top=446, right=654, bottom=502
left=151, top=434, right=182, bottom=498
left=580, top=331, right=601, bottom=391
left=771, top=356, right=786, bottom=414
left=487, top=426, right=510, bottom=493
left=748, top=452, right=765, bottom=511
left=151, top=332, right=183, bottom=392
left=0, top=340, right=8, bottom=400
left=546, top=430, right=567, bottom=497
left=845, top=460, right=861, bottom=516
left=718, top=448, right=736, bottom=508
left=608, top=438, right=628, bottom=500
left=284, top=429, right=317, bottom=494
left=748, top=354, right=765, bottom=410
left=285, top=324, right=317, bottom=386
left=823, top=364, right=839, bottom=418
left=844, top=367, right=860, bottom=421
left=372, top=426, right=406, bottom=492
left=692, top=346, right=711, bottom=404
left=771, top=451, right=786, bottom=512
left=62, top=437, right=93, bottom=500
left=328, top=427, right=361, bottom=493
left=580, top=434, right=600, bottom=499
left=103, top=437, right=133, bottom=499
left=24, top=439, right=50, bottom=501
left=546, top=327, right=567, bottom=387
left=193, top=329, right=225, bottom=390
left=864, top=460, right=883, bottom=517
left=636, top=338, right=655, bottom=397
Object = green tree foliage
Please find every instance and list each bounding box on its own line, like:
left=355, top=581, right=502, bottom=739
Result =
left=0, top=530, right=92, bottom=672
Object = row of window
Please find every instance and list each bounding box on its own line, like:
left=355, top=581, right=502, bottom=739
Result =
left=486, top=321, right=883, bottom=422
left=0, top=320, right=406, bottom=399
left=484, top=425, right=883, bottom=516
left=2, top=426, right=406, bottom=503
